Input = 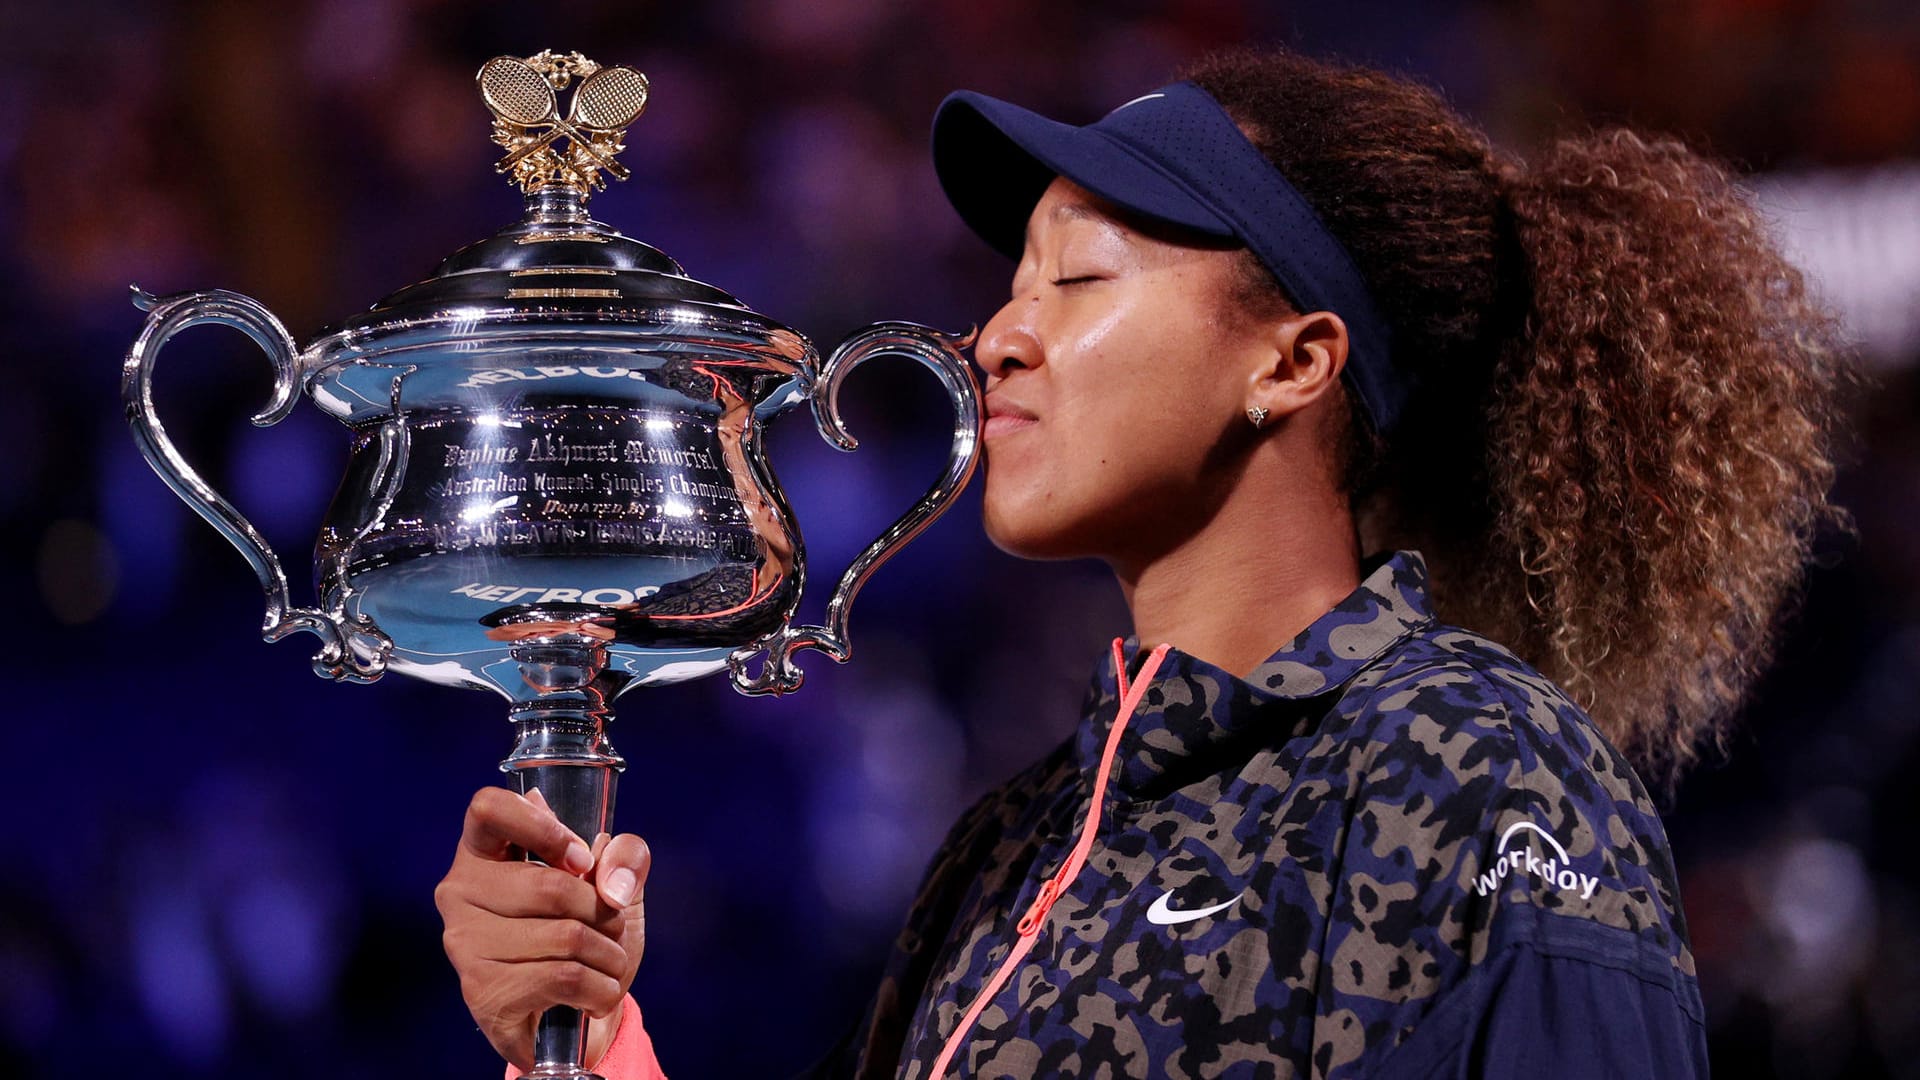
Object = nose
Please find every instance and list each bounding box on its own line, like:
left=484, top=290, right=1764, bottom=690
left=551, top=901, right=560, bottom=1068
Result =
left=974, top=297, right=1042, bottom=387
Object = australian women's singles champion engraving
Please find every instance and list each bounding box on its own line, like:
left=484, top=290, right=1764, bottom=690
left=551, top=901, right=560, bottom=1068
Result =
left=365, top=411, right=753, bottom=559
left=122, top=49, right=980, bottom=1080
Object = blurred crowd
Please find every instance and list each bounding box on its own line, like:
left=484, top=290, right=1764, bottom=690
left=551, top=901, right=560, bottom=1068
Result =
left=3, top=1, right=1917, bottom=1076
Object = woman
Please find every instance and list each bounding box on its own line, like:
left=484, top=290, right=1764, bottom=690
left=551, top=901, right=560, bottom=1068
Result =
left=434, top=47, right=1847, bottom=1078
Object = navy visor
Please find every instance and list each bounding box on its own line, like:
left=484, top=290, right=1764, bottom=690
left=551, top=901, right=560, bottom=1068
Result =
left=932, top=81, right=1405, bottom=438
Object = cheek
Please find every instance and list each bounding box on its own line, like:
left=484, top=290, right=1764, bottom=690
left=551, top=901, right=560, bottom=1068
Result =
left=1068, top=324, right=1232, bottom=467
left=977, top=281, right=1245, bottom=556
left=979, top=370, right=1219, bottom=557
left=977, top=407, right=1099, bottom=558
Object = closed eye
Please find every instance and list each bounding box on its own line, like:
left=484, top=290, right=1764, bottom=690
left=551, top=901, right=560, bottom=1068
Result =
left=1051, top=276, right=1102, bottom=287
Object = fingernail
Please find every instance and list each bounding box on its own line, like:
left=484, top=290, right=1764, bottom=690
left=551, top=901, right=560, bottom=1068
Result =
left=604, top=867, right=637, bottom=907
left=563, top=841, right=594, bottom=875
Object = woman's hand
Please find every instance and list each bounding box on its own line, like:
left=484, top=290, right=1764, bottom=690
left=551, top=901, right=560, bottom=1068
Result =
left=435, top=786, right=651, bottom=1071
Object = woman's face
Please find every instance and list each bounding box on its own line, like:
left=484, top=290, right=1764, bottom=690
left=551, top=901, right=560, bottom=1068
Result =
left=975, top=177, right=1273, bottom=565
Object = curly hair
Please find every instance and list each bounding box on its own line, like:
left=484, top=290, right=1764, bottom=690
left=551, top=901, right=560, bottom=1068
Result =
left=1181, top=48, right=1851, bottom=792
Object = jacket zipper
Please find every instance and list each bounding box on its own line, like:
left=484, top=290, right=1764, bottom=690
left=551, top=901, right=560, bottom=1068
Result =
left=926, top=639, right=1172, bottom=1077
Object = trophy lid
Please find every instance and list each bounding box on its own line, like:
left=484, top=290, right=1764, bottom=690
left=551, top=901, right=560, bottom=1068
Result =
left=312, top=50, right=786, bottom=354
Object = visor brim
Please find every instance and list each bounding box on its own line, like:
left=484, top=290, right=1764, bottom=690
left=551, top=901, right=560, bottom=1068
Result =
left=931, top=91, right=1235, bottom=260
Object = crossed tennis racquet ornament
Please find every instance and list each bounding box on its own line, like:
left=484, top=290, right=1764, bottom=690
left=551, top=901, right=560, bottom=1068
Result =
left=481, top=50, right=650, bottom=192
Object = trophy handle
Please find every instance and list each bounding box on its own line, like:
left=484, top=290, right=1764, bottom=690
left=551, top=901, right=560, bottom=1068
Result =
left=122, top=287, right=390, bottom=683
left=729, top=322, right=982, bottom=696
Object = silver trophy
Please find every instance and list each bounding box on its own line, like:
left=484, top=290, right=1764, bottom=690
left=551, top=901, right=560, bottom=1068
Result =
left=121, top=51, right=980, bottom=1079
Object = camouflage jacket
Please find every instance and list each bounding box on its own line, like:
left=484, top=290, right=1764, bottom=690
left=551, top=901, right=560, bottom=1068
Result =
left=815, top=550, right=1707, bottom=1078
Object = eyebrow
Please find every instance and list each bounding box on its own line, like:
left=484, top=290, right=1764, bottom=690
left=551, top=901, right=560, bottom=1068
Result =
left=1023, top=200, right=1132, bottom=249
left=1050, top=202, right=1105, bottom=224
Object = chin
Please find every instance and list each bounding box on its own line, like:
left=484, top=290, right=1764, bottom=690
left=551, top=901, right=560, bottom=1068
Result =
left=981, top=498, right=1094, bottom=563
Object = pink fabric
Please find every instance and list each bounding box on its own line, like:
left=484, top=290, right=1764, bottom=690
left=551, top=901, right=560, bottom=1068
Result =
left=504, top=995, right=666, bottom=1080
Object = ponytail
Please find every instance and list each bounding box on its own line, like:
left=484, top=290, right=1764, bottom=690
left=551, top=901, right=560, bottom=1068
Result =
left=1483, top=130, right=1849, bottom=788
left=1183, top=49, right=1852, bottom=791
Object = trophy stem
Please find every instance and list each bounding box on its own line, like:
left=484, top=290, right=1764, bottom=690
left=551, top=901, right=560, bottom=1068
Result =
left=525, top=186, right=591, bottom=224
left=501, top=639, right=627, bottom=1079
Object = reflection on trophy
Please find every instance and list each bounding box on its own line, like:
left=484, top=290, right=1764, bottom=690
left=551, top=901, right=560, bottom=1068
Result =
left=121, top=49, right=981, bottom=1080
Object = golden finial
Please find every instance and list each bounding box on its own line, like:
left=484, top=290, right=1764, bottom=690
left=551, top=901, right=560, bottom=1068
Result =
left=478, top=50, right=649, bottom=196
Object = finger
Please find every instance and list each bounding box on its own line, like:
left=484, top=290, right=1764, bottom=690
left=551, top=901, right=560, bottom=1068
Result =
left=614, top=900, right=646, bottom=985
left=453, top=860, right=613, bottom=923
left=469, top=917, right=631, bottom=981
left=458, top=787, right=593, bottom=874
left=435, top=868, right=629, bottom=945
left=594, top=833, right=651, bottom=909
left=498, top=959, right=626, bottom=1020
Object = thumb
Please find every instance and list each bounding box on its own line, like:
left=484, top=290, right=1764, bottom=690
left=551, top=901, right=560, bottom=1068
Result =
left=594, top=833, right=652, bottom=909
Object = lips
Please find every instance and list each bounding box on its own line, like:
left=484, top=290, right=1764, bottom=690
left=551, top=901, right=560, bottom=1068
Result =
left=984, top=395, right=1038, bottom=439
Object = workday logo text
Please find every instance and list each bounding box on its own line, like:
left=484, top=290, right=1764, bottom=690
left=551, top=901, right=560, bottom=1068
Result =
left=1473, top=822, right=1604, bottom=901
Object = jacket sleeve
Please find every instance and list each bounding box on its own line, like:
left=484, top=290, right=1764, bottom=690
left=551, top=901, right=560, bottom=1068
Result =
left=1463, top=936, right=1710, bottom=1077
left=505, top=995, right=667, bottom=1080
left=1374, top=916, right=1710, bottom=1079
left=1318, top=649, right=1709, bottom=1078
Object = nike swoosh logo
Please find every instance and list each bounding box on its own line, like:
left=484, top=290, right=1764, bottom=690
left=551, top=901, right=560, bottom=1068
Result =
left=1145, top=890, right=1243, bottom=926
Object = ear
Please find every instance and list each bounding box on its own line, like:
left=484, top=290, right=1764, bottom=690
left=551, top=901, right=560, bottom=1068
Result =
left=1244, top=310, right=1349, bottom=423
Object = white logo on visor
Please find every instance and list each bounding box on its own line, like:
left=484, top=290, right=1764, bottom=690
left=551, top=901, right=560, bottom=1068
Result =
left=1107, top=92, right=1165, bottom=115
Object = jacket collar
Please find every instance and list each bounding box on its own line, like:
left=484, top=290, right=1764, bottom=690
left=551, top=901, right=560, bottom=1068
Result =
left=1074, top=550, right=1436, bottom=798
